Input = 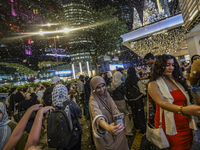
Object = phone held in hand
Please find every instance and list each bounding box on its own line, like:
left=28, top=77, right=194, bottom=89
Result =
left=113, top=113, right=124, bottom=126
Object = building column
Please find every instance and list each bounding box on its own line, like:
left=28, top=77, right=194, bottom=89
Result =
left=186, top=24, right=200, bottom=57
left=79, top=62, right=83, bottom=75
left=72, top=63, right=76, bottom=79
left=86, top=61, right=91, bottom=77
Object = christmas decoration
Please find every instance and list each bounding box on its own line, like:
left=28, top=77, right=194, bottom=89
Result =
left=130, top=26, right=186, bottom=57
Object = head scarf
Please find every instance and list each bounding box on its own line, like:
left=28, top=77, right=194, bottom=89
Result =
left=0, top=102, right=11, bottom=127
left=90, top=76, right=118, bottom=115
left=106, top=71, right=112, bottom=78
left=111, top=71, right=123, bottom=91
left=0, top=102, right=12, bottom=149
left=52, top=84, right=68, bottom=108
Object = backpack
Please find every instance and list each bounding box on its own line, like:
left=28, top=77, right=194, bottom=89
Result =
left=47, top=100, right=73, bottom=148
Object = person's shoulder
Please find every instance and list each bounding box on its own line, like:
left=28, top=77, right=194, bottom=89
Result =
left=148, top=81, right=158, bottom=88
left=192, top=59, right=200, bottom=69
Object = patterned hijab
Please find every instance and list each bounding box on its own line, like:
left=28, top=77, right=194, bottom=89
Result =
left=0, top=102, right=11, bottom=127
left=111, top=71, right=123, bottom=91
left=0, top=102, right=12, bottom=149
left=52, top=84, right=68, bottom=108
left=90, top=76, right=118, bottom=115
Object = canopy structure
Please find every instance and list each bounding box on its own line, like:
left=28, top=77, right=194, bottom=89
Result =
left=120, top=14, right=189, bottom=57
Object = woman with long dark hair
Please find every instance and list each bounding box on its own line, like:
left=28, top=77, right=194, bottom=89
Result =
left=148, top=54, right=199, bottom=149
left=125, top=66, right=146, bottom=134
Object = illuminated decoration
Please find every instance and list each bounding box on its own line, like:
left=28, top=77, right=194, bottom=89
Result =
left=132, top=0, right=180, bottom=30
left=109, top=64, right=124, bottom=71
left=72, top=64, right=76, bottom=79
left=122, top=26, right=186, bottom=57
left=25, top=50, right=32, bottom=55
left=86, top=61, right=91, bottom=77
left=79, top=62, right=83, bottom=75
left=45, top=54, right=70, bottom=57
left=55, top=70, right=72, bottom=75
left=122, top=14, right=184, bottom=42
left=3, top=20, right=21, bottom=32
left=178, top=0, right=200, bottom=31
left=9, top=1, right=43, bottom=24
left=24, top=44, right=32, bottom=55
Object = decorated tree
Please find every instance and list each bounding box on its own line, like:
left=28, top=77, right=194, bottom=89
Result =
left=132, top=8, right=143, bottom=29
left=83, top=6, right=127, bottom=75
left=144, top=0, right=165, bottom=25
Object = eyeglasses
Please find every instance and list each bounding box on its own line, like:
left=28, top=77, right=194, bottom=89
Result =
left=193, top=57, right=199, bottom=61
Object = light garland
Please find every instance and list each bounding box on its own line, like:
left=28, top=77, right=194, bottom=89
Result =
left=130, top=26, right=186, bottom=56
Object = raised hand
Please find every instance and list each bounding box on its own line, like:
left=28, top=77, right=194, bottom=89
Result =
left=29, top=104, right=43, bottom=112
left=38, top=106, right=55, bottom=114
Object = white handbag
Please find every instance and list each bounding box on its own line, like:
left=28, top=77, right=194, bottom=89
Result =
left=146, top=94, right=169, bottom=149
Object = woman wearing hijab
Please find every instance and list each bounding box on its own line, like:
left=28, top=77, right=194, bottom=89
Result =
left=0, top=102, right=27, bottom=150
left=52, top=84, right=82, bottom=150
left=110, top=71, right=132, bottom=136
left=89, top=76, right=129, bottom=150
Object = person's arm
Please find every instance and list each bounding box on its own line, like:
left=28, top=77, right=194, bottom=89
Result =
left=190, top=59, right=200, bottom=85
left=140, top=76, right=149, bottom=80
left=148, top=82, right=200, bottom=116
left=41, top=84, right=46, bottom=91
left=99, top=120, right=124, bottom=135
left=24, top=106, right=55, bottom=150
left=3, top=104, right=43, bottom=150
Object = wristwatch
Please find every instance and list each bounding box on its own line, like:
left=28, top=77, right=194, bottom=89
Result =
left=178, top=106, right=185, bottom=115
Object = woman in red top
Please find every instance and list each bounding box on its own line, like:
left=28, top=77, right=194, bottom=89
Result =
left=148, top=54, right=200, bottom=150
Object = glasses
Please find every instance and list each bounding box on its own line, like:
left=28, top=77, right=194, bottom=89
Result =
left=96, top=84, right=106, bottom=91
left=193, top=57, right=199, bottom=61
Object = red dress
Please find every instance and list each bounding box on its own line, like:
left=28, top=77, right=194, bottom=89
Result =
left=154, top=89, right=193, bottom=150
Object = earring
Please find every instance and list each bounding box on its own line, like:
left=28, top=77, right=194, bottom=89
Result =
left=93, top=90, right=95, bottom=93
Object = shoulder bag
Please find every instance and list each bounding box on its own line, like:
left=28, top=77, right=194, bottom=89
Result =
left=146, top=94, right=169, bottom=149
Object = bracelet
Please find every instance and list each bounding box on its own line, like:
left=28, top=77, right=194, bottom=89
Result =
left=178, top=106, right=185, bottom=115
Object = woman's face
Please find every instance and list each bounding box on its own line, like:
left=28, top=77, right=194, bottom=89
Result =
left=193, top=56, right=199, bottom=62
left=0, top=111, right=2, bottom=122
left=14, top=89, right=18, bottom=94
left=96, top=83, right=106, bottom=95
left=101, top=74, right=105, bottom=78
left=162, top=59, right=175, bottom=76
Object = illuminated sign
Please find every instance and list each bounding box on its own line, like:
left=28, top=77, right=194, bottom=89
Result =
left=45, top=54, right=70, bottom=57
left=55, top=70, right=72, bottom=75
left=109, top=64, right=124, bottom=71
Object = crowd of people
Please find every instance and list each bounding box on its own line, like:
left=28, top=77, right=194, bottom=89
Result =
left=0, top=53, right=200, bottom=150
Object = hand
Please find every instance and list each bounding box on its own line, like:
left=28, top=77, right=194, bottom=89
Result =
left=107, top=123, right=125, bottom=135
left=29, top=104, right=43, bottom=112
left=30, top=87, right=34, bottom=93
left=38, top=106, right=55, bottom=114
left=182, top=105, right=200, bottom=116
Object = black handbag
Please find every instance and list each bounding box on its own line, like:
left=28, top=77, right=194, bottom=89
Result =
left=140, top=135, right=164, bottom=150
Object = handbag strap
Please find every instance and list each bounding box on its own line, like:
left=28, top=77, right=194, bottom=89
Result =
left=147, top=93, right=163, bottom=127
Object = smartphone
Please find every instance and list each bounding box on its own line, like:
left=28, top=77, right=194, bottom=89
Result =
left=113, top=113, right=124, bottom=126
